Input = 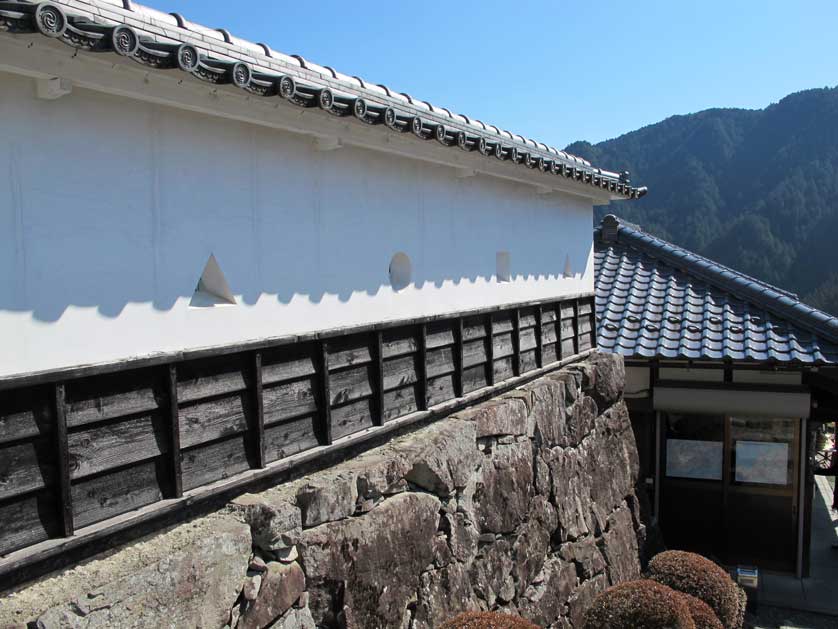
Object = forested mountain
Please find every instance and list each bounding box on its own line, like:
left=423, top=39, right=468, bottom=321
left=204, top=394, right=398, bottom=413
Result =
left=567, top=86, right=838, bottom=316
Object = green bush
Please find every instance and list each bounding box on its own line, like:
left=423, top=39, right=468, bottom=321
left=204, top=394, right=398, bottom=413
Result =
left=648, top=551, right=742, bottom=629
left=439, top=611, right=539, bottom=629
left=583, top=579, right=696, bottom=629
left=680, top=593, right=724, bottom=629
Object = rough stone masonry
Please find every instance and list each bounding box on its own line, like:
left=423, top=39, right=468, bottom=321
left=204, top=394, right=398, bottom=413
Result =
left=1, top=352, right=647, bottom=629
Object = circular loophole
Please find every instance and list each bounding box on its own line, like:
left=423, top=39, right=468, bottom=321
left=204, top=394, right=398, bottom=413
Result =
left=389, top=253, right=412, bottom=291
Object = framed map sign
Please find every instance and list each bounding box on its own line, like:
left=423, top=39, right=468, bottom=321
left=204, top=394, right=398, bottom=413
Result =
left=666, top=439, right=723, bottom=480
left=734, top=441, right=789, bottom=485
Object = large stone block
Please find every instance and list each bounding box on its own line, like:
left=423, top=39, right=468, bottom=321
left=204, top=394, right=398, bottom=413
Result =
left=522, top=378, right=570, bottom=447
left=453, top=397, right=529, bottom=438
left=601, top=503, right=642, bottom=585
left=587, top=352, right=625, bottom=411
left=296, top=470, right=358, bottom=527
left=30, top=514, right=251, bottom=629
left=413, top=562, right=481, bottom=629
left=230, top=485, right=302, bottom=553
left=400, top=419, right=479, bottom=497
left=518, top=556, right=576, bottom=627
left=474, top=441, right=534, bottom=534
left=239, top=561, right=306, bottom=629
left=297, top=492, right=440, bottom=628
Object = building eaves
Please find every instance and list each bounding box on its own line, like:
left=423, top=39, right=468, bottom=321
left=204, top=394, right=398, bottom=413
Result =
left=595, top=214, right=838, bottom=365
left=0, top=0, right=647, bottom=200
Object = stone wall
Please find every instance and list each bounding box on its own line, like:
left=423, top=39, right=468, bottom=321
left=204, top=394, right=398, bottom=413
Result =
left=1, top=352, right=645, bottom=629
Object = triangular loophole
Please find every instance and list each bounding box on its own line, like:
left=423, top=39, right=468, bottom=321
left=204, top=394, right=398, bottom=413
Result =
left=190, top=254, right=236, bottom=307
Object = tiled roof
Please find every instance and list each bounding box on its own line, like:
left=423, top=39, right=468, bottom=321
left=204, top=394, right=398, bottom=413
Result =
left=0, top=0, right=647, bottom=200
left=595, top=215, right=838, bottom=364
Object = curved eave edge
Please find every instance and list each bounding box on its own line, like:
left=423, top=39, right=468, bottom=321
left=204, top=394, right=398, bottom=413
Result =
left=0, top=0, right=646, bottom=200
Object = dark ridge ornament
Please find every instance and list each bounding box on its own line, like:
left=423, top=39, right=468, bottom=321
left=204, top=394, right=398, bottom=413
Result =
left=537, top=157, right=549, bottom=172
left=318, top=87, right=334, bottom=110
left=494, top=143, right=506, bottom=160
left=478, top=137, right=492, bottom=156
left=525, top=152, right=537, bottom=169
left=34, top=2, right=66, bottom=38
left=435, top=124, right=453, bottom=146
left=457, top=131, right=469, bottom=150
left=411, top=116, right=430, bottom=138
left=509, top=146, right=519, bottom=163
left=111, top=25, right=139, bottom=57
left=279, top=75, right=296, bottom=99
left=550, top=160, right=561, bottom=175
left=353, top=98, right=368, bottom=119
left=231, top=62, right=251, bottom=89
left=176, top=44, right=200, bottom=72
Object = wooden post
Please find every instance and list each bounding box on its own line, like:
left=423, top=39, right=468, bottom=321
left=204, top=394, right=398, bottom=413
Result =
left=53, top=383, right=73, bottom=537
left=455, top=317, right=465, bottom=398
left=418, top=324, right=428, bottom=411
left=374, top=331, right=385, bottom=426
left=535, top=304, right=544, bottom=368
left=319, top=341, right=333, bottom=445
left=572, top=300, right=579, bottom=356
left=513, top=308, right=521, bottom=376
left=486, top=314, right=495, bottom=386
left=166, top=365, right=183, bottom=499
left=252, top=352, right=265, bottom=468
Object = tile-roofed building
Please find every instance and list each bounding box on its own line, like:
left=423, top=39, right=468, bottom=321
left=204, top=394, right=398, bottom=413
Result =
left=593, top=214, right=838, bottom=580
left=595, top=214, right=838, bottom=364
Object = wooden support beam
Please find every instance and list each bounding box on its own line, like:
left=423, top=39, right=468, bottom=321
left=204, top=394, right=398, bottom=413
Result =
left=455, top=317, right=465, bottom=398
left=487, top=314, right=495, bottom=386
left=166, top=365, right=183, bottom=499
left=535, top=304, right=544, bottom=368
left=374, top=331, right=385, bottom=426
left=513, top=309, right=522, bottom=376
left=53, top=383, right=74, bottom=538
left=572, top=300, right=579, bottom=356
left=319, top=341, right=333, bottom=445
left=251, top=352, right=265, bottom=468
left=418, top=324, right=428, bottom=411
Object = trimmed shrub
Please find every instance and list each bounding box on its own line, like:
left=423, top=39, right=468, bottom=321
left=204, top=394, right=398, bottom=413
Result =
left=647, top=551, right=742, bottom=629
left=680, top=593, right=724, bottom=629
left=439, top=611, right=539, bottom=629
left=733, top=585, right=748, bottom=629
left=583, top=579, right=696, bottom=629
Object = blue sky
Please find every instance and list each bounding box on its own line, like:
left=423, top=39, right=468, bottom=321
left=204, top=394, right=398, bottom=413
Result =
left=149, top=1, right=838, bottom=148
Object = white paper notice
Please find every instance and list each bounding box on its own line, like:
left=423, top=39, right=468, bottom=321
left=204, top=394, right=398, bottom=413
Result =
left=735, top=441, right=789, bottom=485
left=666, top=439, right=723, bottom=480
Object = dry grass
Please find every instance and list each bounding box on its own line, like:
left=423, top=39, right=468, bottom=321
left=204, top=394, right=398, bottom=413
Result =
left=439, top=611, right=540, bottom=629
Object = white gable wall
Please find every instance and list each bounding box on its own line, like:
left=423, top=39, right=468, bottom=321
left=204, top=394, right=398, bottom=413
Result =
left=0, top=70, right=595, bottom=377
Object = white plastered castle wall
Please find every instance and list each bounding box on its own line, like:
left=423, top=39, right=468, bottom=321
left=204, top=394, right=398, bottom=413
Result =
left=0, top=70, right=595, bottom=377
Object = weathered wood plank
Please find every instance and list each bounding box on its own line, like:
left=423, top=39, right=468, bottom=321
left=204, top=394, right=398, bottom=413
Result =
left=261, top=346, right=317, bottom=386
left=560, top=337, right=576, bottom=359
left=68, top=412, right=167, bottom=480
left=328, top=335, right=373, bottom=370
left=374, top=332, right=384, bottom=427
left=462, top=364, right=488, bottom=395
left=418, top=324, right=428, bottom=412
left=263, top=415, right=320, bottom=464
left=178, top=393, right=250, bottom=450
left=0, top=440, right=55, bottom=501
left=331, top=397, right=375, bottom=440
left=486, top=315, right=495, bottom=386
left=541, top=305, right=558, bottom=323
left=72, top=459, right=166, bottom=529
left=492, top=312, right=514, bottom=335
left=519, top=309, right=537, bottom=329
left=0, top=491, right=60, bottom=556
left=542, top=321, right=558, bottom=345
left=382, top=384, right=420, bottom=421
left=383, top=354, right=419, bottom=391
left=578, top=301, right=593, bottom=316
left=493, top=356, right=515, bottom=383
left=427, top=374, right=456, bottom=407
left=543, top=344, right=558, bottom=366
left=252, top=352, right=265, bottom=469
left=463, top=338, right=489, bottom=369
left=535, top=304, right=544, bottom=369
left=176, top=355, right=249, bottom=405
left=462, top=315, right=488, bottom=341
left=166, top=365, right=182, bottom=499
left=560, top=303, right=575, bottom=320
left=181, top=434, right=250, bottom=493
left=54, top=383, right=73, bottom=537
left=492, top=332, right=515, bottom=360
left=0, top=386, right=53, bottom=445
left=262, top=377, right=318, bottom=426
left=65, top=370, right=161, bottom=429
left=329, top=364, right=374, bottom=406
left=455, top=317, right=465, bottom=398
left=381, top=328, right=417, bottom=359
left=426, top=321, right=455, bottom=349
left=520, top=328, right=537, bottom=353
left=520, top=349, right=539, bottom=375
left=427, top=346, right=456, bottom=379
left=579, top=333, right=594, bottom=352
left=319, top=342, right=332, bottom=446
left=579, top=317, right=593, bottom=335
